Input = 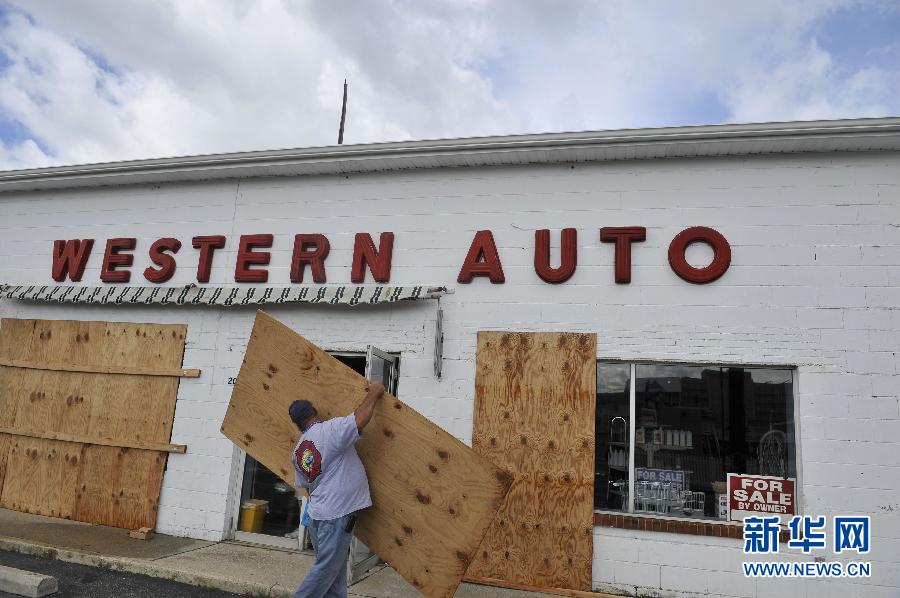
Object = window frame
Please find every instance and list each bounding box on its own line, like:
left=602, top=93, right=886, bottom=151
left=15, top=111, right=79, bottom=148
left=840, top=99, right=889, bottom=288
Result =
left=595, top=359, right=802, bottom=525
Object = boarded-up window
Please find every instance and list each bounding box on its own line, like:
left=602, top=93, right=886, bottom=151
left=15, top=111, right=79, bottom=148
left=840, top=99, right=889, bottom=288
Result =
left=0, top=318, right=191, bottom=529
left=467, top=331, right=597, bottom=592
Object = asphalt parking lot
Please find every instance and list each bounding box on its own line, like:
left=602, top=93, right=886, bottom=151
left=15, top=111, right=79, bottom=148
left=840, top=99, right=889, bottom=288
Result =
left=0, top=550, right=241, bottom=598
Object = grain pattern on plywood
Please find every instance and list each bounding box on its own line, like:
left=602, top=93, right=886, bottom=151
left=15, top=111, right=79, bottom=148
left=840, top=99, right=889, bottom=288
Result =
left=0, top=364, right=23, bottom=492
left=467, top=331, right=596, bottom=592
left=0, top=318, right=186, bottom=529
left=0, top=436, right=84, bottom=519
left=0, top=319, right=187, bottom=370
left=222, top=311, right=512, bottom=598
left=74, top=446, right=167, bottom=529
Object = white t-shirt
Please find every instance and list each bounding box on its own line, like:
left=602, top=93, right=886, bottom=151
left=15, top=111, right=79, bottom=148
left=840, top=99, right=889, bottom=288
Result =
left=292, top=414, right=373, bottom=520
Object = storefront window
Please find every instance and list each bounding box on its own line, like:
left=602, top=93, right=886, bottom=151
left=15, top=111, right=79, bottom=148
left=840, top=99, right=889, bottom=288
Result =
left=595, top=362, right=795, bottom=520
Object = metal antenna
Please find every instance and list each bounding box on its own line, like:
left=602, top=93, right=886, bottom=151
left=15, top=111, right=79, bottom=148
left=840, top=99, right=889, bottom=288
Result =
left=337, top=79, right=348, bottom=144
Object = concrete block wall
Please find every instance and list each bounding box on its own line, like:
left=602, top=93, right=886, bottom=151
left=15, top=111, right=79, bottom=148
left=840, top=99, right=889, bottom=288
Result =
left=1, top=150, right=898, bottom=595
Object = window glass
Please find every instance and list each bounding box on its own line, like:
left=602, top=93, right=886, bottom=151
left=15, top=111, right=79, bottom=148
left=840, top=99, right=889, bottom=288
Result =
left=594, top=362, right=795, bottom=520
left=728, top=368, right=796, bottom=481
left=634, top=364, right=721, bottom=518
left=595, top=362, right=631, bottom=511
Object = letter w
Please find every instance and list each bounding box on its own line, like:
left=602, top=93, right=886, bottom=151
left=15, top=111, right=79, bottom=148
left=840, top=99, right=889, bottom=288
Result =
left=52, top=239, right=94, bottom=282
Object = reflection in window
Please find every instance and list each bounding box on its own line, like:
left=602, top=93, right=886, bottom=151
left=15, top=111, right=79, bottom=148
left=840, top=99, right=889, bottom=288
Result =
left=595, top=363, right=795, bottom=520
left=595, top=362, right=630, bottom=511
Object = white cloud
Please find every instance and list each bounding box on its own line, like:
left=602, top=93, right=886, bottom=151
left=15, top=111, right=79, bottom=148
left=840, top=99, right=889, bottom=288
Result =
left=727, top=40, right=900, bottom=122
left=0, top=137, right=53, bottom=170
left=0, top=0, right=898, bottom=170
left=0, top=0, right=520, bottom=167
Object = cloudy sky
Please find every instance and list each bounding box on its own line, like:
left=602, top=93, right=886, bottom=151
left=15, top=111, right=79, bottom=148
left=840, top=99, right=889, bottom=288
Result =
left=1, top=0, right=899, bottom=170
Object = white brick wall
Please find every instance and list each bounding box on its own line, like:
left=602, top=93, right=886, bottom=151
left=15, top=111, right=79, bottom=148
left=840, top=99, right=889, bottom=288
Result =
left=1, top=150, right=898, bottom=596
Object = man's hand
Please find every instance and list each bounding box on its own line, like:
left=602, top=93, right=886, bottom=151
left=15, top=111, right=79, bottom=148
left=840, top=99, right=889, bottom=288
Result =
left=366, top=381, right=385, bottom=400
left=355, top=381, right=385, bottom=431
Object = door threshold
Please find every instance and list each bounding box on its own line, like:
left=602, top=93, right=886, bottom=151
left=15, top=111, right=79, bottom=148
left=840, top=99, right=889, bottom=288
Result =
left=233, top=530, right=302, bottom=551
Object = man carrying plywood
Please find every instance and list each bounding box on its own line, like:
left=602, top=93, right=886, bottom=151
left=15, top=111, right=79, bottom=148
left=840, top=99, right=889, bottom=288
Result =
left=222, top=312, right=513, bottom=598
left=288, top=381, right=385, bottom=598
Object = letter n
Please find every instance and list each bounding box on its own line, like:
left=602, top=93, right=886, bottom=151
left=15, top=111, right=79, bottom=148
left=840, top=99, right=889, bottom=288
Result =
left=351, top=232, right=394, bottom=283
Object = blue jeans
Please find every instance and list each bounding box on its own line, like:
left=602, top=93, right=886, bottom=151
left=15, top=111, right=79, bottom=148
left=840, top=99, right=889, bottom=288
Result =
left=293, top=513, right=354, bottom=598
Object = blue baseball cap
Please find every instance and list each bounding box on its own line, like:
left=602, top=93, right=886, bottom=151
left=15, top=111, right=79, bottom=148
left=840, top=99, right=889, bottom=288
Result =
left=289, top=400, right=316, bottom=426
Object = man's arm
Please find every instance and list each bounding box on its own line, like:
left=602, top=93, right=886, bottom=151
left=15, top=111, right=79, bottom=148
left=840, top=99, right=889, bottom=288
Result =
left=354, top=381, right=385, bottom=431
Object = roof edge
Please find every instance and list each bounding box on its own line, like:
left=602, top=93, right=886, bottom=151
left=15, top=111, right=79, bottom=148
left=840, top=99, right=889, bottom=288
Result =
left=2, top=117, right=900, bottom=193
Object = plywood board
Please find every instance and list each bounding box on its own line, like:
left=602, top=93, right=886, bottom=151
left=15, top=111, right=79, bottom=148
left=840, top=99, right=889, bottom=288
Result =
left=0, top=318, right=186, bottom=373
left=0, top=318, right=187, bottom=529
left=222, top=311, right=512, bottom=598
left=0, top=427, right=186, bottom=453
left=0, top=359, right=200, bottom=378
left=466, top=331, right=597, bottom=592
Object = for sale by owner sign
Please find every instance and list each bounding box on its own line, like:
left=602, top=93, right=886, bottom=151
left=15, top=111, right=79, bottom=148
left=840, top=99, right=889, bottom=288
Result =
left=727, top=474, right=796, bottom=524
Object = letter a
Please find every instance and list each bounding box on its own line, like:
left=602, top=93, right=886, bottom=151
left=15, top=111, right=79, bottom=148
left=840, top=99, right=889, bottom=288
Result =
left=458, top=230, right=505, bottom=283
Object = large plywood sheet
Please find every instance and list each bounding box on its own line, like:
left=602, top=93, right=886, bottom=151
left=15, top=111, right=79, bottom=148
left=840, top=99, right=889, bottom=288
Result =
left=0, top=318, right=186, bottom=529
left=467, top=332, right=597, bottom=592
left=222, top=311, right=512, bottom=598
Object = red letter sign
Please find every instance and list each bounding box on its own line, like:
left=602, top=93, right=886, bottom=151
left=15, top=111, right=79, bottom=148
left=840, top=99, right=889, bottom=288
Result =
left=192, top=235, right=226, bottom=283
left=600, top=226, right=646, bottom=284
left=51, top=239, right=94, bottom=282
left=351, top=232, right=394, bottom=283
left=458, top=230, right=505, bottom=283
left=668, top=226, right=731, bottom=284
left=100, top=238, right=136, bottom=283
left=534, top=228, right=577, bottom=284
left=143, top=238, right=182, bottom=283
left=291, top=234, right=330, bottom=283
left=235, top=234, right=273, bottom=283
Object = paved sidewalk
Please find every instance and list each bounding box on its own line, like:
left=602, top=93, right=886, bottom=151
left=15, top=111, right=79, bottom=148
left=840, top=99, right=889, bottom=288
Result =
left=0, top=509, right=555, bottom=597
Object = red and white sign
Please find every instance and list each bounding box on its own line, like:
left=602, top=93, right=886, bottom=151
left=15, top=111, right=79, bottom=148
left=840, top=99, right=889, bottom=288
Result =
left=727, top=474, right=795, bottom=524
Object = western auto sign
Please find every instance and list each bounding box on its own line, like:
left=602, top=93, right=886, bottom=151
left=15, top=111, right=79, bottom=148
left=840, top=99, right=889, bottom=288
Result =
left=49, top=227, right=731, bottom=286
left=728, top=474, right=796, bottom=524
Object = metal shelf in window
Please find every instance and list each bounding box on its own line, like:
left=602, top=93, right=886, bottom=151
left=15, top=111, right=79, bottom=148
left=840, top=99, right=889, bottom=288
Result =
left=605, top=416, right=629, bottom=510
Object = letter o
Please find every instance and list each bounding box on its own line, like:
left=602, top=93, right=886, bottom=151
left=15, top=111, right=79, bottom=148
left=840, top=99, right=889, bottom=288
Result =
left=668, top=226, right=731, bottom=284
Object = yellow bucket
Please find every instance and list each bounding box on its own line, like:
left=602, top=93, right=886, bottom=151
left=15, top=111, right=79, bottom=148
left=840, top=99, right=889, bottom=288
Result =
left=238, top=499, right=269, bottom=533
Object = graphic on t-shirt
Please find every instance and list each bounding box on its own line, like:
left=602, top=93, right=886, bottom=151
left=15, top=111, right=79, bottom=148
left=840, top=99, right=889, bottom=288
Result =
left=295, top=439, right=322, bottom=483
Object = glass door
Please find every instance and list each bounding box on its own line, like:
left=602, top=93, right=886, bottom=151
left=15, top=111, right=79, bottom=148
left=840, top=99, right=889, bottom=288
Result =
left=235, top=454, right=303, bottom=549
left=348, top=345, right=398, bottom=585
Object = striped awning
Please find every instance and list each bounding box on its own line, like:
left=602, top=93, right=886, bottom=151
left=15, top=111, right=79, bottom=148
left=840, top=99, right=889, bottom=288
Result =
left=0, top=284, right=448, bottom=307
